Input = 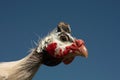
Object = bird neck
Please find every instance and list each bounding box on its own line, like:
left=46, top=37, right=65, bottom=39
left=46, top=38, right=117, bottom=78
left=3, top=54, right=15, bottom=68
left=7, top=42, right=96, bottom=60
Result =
left=9, top=47, right=44, bottom=80
left=22, top=48, right=43, bottom=72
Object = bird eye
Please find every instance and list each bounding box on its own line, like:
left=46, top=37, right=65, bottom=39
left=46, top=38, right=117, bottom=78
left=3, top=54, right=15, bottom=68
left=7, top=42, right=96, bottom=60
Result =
left=60, top=35, right=69, bottom=42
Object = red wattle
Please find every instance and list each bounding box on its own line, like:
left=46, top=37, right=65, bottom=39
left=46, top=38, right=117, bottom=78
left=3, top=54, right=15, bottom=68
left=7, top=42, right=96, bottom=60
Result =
left=63, top=56, right=75, bottom=64
left=63, top=46, right=70, bottom=56
left=46, top=42, right=57, bottom=56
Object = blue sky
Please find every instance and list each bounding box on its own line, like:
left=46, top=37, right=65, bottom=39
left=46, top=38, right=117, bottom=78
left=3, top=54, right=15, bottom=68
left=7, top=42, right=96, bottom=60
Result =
left=0, top=0, right=120, bottom=80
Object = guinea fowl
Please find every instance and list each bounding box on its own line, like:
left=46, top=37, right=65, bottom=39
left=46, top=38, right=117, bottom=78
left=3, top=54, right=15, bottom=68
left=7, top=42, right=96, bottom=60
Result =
left=0, top=22, right=88, bottom=80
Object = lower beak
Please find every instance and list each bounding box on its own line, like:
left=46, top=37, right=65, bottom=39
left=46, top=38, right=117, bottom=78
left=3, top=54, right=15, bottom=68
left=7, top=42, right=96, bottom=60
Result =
left=76, top=45, right=88, bottom=58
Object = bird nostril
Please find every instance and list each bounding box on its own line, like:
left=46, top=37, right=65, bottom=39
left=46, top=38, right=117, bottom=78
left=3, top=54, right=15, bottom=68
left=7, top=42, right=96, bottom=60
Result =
left=74, top=39, right=84, bottom=47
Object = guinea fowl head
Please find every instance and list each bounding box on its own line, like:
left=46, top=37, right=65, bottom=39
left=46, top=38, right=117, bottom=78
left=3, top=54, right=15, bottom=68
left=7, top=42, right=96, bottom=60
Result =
left=40, top=22, right=88, bottom=66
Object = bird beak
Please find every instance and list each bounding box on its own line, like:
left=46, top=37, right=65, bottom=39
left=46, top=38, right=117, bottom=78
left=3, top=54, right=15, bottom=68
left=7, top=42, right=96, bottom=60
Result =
left=73, top=39, right=88, bottom=58
left=76, top=45, right=88, bottom=58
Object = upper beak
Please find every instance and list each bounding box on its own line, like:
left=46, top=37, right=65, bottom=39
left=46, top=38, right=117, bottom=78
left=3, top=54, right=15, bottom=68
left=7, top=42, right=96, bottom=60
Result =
left=74, top=39, right=88, bottom=58
left=77, top=45, right=88, bottom=58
